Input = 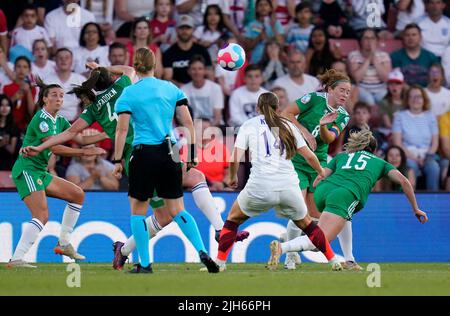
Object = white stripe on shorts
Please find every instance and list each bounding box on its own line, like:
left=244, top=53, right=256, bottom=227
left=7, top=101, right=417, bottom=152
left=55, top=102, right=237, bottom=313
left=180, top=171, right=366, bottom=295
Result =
left=23, top=172, right=36, bottom=192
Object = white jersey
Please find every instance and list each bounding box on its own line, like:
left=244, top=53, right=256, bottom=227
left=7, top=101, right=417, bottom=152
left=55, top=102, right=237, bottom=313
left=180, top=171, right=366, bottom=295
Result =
left=235, top=115, right=306, bottom=191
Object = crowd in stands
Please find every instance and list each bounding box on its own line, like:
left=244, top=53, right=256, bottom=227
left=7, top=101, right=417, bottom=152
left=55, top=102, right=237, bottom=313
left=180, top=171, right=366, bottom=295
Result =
left=0, top=0, right=449, bottom=192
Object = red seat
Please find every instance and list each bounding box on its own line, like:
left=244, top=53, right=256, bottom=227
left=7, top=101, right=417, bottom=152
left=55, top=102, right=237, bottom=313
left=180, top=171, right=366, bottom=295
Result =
left=0, top=171, right=15, bottom=189
left=329, top=39, right=360, bottom=59
left=378, top=39, right=403, bottom=54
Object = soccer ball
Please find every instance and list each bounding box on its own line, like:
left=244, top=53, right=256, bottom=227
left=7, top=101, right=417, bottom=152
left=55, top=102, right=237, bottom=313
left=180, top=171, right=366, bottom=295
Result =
left=217, top=43, right=246, bottom=71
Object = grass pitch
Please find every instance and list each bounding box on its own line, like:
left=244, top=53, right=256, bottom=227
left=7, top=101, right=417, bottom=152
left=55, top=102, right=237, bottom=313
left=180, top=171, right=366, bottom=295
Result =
left=0, top=263, right=448, bottom=296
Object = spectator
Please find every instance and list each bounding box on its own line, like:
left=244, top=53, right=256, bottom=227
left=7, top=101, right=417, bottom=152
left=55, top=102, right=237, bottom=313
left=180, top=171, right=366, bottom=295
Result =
left=318, top=0, right=356, bottom=39
left=379, top=68, right=406, bottom=130
left=150, top=0, right=177, bottom=53
left=113, top=0, right=154, bottom=37
left=439, top=110, right=450, bottom=187
left=108, top=42, right=128, bottom=66
left=10, top=6, right=52, bottom=54
left=0, top=9, right=8, bottom=54
left=126, top=17, right=163, bottom=78
left=348, top=0, right=392, bottom=39
left=3, top=56, right=36, bottom=132
left=176, top=0, right=204, bottom=27
left=228, top=64, right=268, bottom=127
left=0, top=94, right=19, bottom=170
left=425, top=63, right=450, bottom=118
left=35, top=0, right=64, bottom=26
left=194, top=117, right=230, bottom=191
left=391, top=23, right=438, bottom=87
left=0, top=48, right=15, bottom=91
left=305, top=26, right=340, bottom=76
left=418, top=0, right=450, bottom=58
left=260, top=40, right=286, bottom=89
left=442, top=45, right=450, bottom=87
left=331, top=60, right=359, bottom=113
left=194, top=4, right=228, bottom=64
left=73, top=22, right=110, bottom=75
left=243, top=0, right=285, bottom=64
left=31, top=39, right=56, bottom=80
left=80, top=0, right=115, bottom=44
left=163, top=15, right=213, bottom=87
left=273, top=0, right=296, bottom=30
left=285, top=2, right=314, bottom=53
left=66, top=146, right=118, bottom=190
left=392, top=85, right=440, bottom=190
left=44, top=0, right=96, bottom=53
left=271, top=86, right=289, bottom=114
left=273, top=49, right=320, bottom=102
left=394, top=0, right=425, bottom=35
left=45, top=48, right=86, bottom=122
left=181, top=55, right=224, bottom=126
left=376, top=145, right=415, bottom=190
left=348, top=28, right=392, bottom=106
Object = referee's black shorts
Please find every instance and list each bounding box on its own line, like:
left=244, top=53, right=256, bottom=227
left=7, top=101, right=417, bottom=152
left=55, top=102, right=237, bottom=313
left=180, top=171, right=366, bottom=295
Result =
left=128, top=143, right=183, bottom=201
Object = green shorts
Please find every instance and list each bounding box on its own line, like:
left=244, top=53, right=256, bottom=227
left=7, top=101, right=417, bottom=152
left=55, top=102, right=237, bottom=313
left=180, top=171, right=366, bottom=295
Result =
left=124, top=144, right=165, bottom=209
left=314, top=181, right=360, bottom=220
left=13, top=169, right=53, bottom=200
left=294, top=161, right=327, bottom=193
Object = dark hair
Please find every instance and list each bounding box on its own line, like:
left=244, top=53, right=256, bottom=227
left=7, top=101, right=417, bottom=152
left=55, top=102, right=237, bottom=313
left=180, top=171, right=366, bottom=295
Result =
left=258, top=92, right=297, bottom=159
left=131, top=17, right=153, bottom=45
left=109, top=42, right=127, bottom=54
left=353, top=101, right=371, bottom=113
left=255, top=0, right=273, bottom=19
left=188, top=54, right=206, bottom=67
left=32, top=39, right=48, bottom=52
left=55, top=47, right=73, bottom=57
left=0, top=94, right=15, bottom=132
left=244, top=64, right=262, bottom=74
left=403, top=23, right=421, bottom=34
left=22, top=4, right=38, bottom=15
left=307, top=26, right=336, bottom=76
left=203, top=4, right=226, bottom=32
left=259, top=40, right=284, bottom=70
left=359, top=28, right=378, bottom=44
left=79, top=22, right=106, bottom=47
left=69, top=67, right=113, bottom=103
left=295, top=1, right=312, bottom=14
left=14, top=56, right=31, bottom=68
left=385, top=145, right=408, bottom=176
left=35, top=77, right=63, bottom=108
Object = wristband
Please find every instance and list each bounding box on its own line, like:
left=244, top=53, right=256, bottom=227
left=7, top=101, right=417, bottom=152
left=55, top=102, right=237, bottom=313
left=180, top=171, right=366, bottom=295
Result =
left=189, top=144, right=196, bottom=162
left=111, top=159, right=122, bottom=164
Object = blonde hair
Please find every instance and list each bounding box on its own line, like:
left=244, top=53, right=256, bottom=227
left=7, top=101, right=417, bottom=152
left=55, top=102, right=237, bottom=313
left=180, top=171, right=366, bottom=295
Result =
left=134, top=47, right=155, bottom=74
left=257, top=92, right=297, bottom=160
left=318, top=69, right=351, bottom=92
left=344, top=125, right=377, bottom=154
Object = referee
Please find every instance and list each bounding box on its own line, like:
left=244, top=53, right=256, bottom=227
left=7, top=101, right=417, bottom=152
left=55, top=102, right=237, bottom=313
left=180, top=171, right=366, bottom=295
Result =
left=113, top=47, right=219, bottom=274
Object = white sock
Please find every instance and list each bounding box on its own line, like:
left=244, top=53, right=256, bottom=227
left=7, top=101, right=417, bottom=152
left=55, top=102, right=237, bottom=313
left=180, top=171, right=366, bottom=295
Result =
left=121, top=215, right=162, bottom=256
left=286, top=220, right=302, bottom=241
left=338, top=221, right=355, bottom=262
left=59, top=203, right=82, bottom=246
left=192, top=182, right=224, bottom=230
left=11, top=218, right=44, bottom=261
left=281, top=236, right=316, bottom=254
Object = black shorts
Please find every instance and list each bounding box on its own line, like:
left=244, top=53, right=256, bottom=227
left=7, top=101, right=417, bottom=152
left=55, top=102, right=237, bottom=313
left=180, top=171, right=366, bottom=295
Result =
left=128, top=144, right=183, bottom=201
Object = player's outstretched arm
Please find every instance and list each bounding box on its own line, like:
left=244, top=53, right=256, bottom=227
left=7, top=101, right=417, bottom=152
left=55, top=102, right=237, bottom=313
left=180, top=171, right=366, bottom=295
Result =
left=86, top=61, right=136, bottom=80
left=387, top=169, right=429, bottom=224
left=50, top=145, right=105, bottom=157
left=297, top=145, right=324, bottom=177
left=282, top=103, right=317, bottom=151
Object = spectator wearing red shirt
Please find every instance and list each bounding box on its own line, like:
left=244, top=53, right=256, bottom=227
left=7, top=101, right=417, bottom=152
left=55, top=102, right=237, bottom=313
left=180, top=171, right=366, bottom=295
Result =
left=3, top=56, right=37, bottom=132
left=150, top=0, right=176, bottom=52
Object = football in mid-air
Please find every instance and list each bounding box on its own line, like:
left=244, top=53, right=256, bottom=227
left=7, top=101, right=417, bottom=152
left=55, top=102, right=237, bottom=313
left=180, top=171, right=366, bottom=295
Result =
left=217, top=43, right=246, bottom=71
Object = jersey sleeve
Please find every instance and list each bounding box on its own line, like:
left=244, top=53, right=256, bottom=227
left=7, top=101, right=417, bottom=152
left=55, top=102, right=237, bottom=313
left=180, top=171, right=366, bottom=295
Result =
left=61, top=117, right=71, bottom=132
left=114, top=75, right=132, bottom=89
left=295, top=93, right=314, bottom=114
left=115, top=89, right=132, bottom=114
left=234, top=123, right=249, bottom=150
left=34, top=118, right=56, bottom=141
left=332, top=111, right=350, bottom=133
left=326, top=154, right=339, bottom=171
left=175, top=87, right=189, bottom=106
left=79, top=106, right=96, bottom=125
left=382, top=161, right=397, bottom=177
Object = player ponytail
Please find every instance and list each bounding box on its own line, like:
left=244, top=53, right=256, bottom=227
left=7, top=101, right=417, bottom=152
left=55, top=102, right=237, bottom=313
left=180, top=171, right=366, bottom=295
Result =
left=318, top=69, right=350, bottom=92
left=257, top=92, right=297, bottom=160
left=35, top=76, right=63, bottom=108
left=344, top=125, right=378, bottom=153
left=68, top=67, right=113, bottom=104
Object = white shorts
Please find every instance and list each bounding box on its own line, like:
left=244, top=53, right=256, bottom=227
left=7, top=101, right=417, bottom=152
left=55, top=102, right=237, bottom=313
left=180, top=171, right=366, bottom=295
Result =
left=237, top=186, right=308, bottom=221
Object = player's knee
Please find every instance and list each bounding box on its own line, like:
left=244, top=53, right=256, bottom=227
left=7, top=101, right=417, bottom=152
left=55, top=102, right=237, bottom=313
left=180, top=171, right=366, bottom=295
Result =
left=190, top=168, right=206, bottom=184
left=72, top=187, right=85, bottom=205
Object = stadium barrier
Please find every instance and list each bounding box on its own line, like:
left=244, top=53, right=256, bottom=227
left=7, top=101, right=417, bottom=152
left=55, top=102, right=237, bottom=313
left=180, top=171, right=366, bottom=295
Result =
left=1, top=192, right=449, bottom=263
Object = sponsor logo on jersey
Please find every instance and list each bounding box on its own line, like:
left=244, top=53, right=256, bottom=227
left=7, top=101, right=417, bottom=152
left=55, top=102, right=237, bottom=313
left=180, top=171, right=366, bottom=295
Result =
left=39, top=121, right=49, bottom=133
left=301, top=94, right=311, bottom=104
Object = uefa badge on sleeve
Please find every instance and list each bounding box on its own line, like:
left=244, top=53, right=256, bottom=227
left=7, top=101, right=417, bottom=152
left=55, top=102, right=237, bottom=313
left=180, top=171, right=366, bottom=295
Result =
left=39, top=121, right=49, bottom=133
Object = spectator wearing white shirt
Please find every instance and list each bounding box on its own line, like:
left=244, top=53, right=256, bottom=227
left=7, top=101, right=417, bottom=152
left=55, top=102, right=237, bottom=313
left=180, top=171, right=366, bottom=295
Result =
left=113, top=0, right=154, bottom=37
left=182, top=55, right=224, bottom=126
left=73, top=22, right=110, bottom=75
left=442, top=45, right=450, bottom=86
left=228, top=64, right=268, bottom=127
left=45, top=48, right=86, bottom=121
left=45, top=1, right=96, bottom=53
left=272, top=49, right=319, bottom=102
left=418, top=0, right=450, bottom=57
left=80, top=0, right=115, bottom=44
left=395, top=0, right=425, bottom=34
left=425, top=63, right=450, bottom=117
left=31, top=39, right=56, bottom=80
left=0, top=48, right=14, bottom=92
left=10, top=6, right=53, bottom=53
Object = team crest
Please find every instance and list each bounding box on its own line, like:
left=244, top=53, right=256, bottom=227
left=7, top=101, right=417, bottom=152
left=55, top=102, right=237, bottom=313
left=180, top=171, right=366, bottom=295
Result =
left=37, top=179, right=43, bottom=185
left=39, top=121, right=49, bottom=133
left=301, top=94, right=311, bottom=104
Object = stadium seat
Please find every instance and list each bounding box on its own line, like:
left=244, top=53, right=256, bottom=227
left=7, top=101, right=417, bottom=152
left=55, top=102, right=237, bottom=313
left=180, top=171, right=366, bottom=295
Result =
left=0, top=171, right=15, bottom=189
left=329, top=39, right=360, bottom=59
left=379, top=39, right=403, bottom=54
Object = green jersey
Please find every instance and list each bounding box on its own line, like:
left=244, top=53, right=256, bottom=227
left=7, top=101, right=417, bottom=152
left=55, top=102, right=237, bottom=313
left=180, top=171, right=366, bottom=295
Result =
left=321, top=150, right=396, bottom=208
left=12, top=109, right=71, bottom=176
left=79, top=75, right=133, bottom=144
left=292, top=92, right=350, bottom=169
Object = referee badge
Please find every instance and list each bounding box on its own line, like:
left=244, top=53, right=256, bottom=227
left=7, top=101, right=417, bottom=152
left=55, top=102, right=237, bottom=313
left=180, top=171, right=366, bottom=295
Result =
left=39, top=121, right=49, bottom=133
left=37, top=179, right=43, bottom=185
